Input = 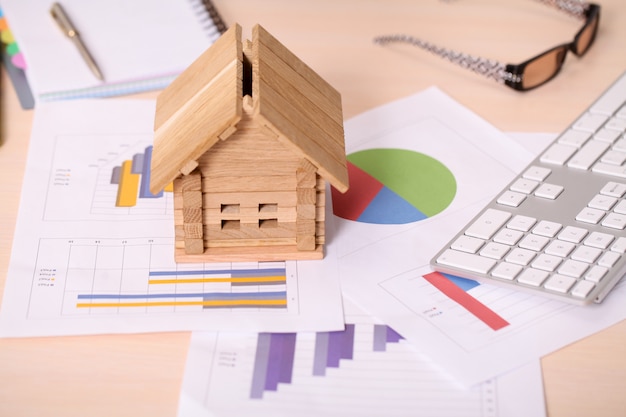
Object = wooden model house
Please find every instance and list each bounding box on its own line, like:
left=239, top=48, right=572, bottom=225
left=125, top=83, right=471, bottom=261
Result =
left=149, top=24, right=349, bottom=262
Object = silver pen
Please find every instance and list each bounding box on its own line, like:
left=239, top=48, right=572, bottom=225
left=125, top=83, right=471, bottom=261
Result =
left=50, top=2, right=104, bottom=81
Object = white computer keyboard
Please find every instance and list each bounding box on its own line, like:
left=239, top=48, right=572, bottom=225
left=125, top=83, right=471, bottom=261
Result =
left=431, top=70, right=626, bottom=305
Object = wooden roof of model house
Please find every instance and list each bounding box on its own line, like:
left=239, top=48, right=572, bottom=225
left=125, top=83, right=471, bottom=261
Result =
left=150, top=23, right=349, bottom=196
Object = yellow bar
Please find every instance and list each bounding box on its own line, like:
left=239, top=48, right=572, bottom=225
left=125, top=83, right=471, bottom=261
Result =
left=148, top=276, right=286, bottom=285
left=116, top=160, right=140, bottom=207
left=164, top=182, right=174, bottom=192
left=77, top=299, right=287, bottom=308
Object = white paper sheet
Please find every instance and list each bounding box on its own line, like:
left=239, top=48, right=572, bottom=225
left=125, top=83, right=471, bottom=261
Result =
left=333, top=87, right=626, bottom=386
left=1, top=0, right=222, bottom=101
left=0, top=98, right=345, bottom=337
left=177, top=298, right=546, bottom=417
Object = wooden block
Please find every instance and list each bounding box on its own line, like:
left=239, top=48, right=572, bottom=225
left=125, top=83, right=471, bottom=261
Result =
left=204, top=191, right=297, bottom=208
left=201, top=175, right=297, bottom=193
left=296, top=159, right=317, bottom=187
left=183, top=190, right=203, bottom=208
left=206, top=237, right=296, bottom=248
left=296, top=204, right=316, bottom=220
left=175, top=225, right=185, bottom=240
left=296, top=218, right=316, bottom=236
left=183, top=207, right=203, bottom=223
left=184, top=238, right=204, bottom=255
left=179, top=160, right=199, bottom=176
left=296, top=234, right=316, bottom=251
left=296, top=188, right=316, bottom=205
left=183, top=223, right=204, bottom=239
left=218, top=125, right=237, bottom=141
left=175, top=244, right=323, bottom=263
left=180, top=172, right=202, bottom=191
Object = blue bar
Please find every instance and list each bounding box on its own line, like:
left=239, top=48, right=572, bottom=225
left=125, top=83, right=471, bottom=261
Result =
left=77, top=291, right=286, bottom=300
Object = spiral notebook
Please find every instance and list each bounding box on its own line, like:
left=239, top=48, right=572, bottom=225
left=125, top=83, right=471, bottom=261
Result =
left=0, top=0, right=227, bottom=103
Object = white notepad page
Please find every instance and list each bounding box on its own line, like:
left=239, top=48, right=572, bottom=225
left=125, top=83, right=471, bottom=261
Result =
left=1, top=0, right=224, bottom=101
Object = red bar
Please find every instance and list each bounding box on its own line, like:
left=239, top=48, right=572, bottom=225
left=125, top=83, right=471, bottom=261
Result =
left=423, top=272, right=509, bottom=331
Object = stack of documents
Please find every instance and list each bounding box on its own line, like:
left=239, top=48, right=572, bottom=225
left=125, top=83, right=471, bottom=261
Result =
left=3, top=86, right=626, bottom=416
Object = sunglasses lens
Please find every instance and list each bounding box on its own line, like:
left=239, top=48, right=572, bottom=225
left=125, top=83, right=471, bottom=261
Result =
left=521, top=47, right=567, bottom=89
left=575, top=12, right=599, bottom=55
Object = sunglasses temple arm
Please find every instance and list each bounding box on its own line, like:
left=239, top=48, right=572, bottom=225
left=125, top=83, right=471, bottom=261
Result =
left=374, top=35, right=515, bottom=85
left=532, top=0, right=589, bottom=20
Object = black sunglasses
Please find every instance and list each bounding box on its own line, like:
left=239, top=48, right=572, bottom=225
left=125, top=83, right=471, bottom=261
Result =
left=374, top=2, right=600, bottom=91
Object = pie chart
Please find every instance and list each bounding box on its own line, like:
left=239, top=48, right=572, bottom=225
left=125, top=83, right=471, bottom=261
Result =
left=331, top=148, right=456, bottom=224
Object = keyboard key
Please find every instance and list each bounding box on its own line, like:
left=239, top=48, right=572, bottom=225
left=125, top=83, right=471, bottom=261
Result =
left=532, top=220, right=562, bottom=237
left=602, top=213, right=626, bottom=230
left=493, top=228, right=524, bottom=245
left=523, top=166, right=551, bottom=182
left=575, top=207, right=605, bottom=224
left=505, top=248, right=536, bottom=266
left=531, top=254, right=562, bottom=272
left=600, top=181, right=626, bottom=197
left=491, top=262, right=523, bottom=280
left=507, top=215, right=536, bottom=232
left=594, top=128, right=622, bottom=143
left=510, top=178, right=539, bottom=194
left=584, top=231, right=615, bottom=249
left=465, top=209, right=511, bottom=240
left=544, top=274, right=577, bottom=293
left=534, top=183, right=564, bottom=199
left=435, top=249, right=496, bottom=274
left=545, top=240, right=576, bottom=257
left=571, top=246, right=602, bottom=263
left=479, top=242, right=510, bottom=260
left=585, top=265, right=608, bottom=283
left=587, top=194, right=618, bottom=210
left=558, top=129, right=591, bottom=147
left=567, top=140, right=610, bottom=170
left=598, top=251, right=621, bottom=268
left=497, top=190, right=526, bottom=207
left=451, top=235, right=485, bottom=253
left=571, top=280, right=595, bottom=298
left=558, top=259, right=589, bottom=278
left=611, top=237, right=626, bottom=253
left=540, top=143, right=576, bottom=165
left=558, top=226, right=588, bottom=243
left=592, top=162, right=626, bottom=178
left=519, top=234, right=550, bottom=252
left=573, top=113, right=608, bottom=132
left=517, top=268, right=549, bottom=287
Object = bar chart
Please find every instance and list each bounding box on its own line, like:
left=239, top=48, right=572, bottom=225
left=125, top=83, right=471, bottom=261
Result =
left=178, top=311, right=543, bottom=417
left=45, top=134, right=174, bottom=221
left=28, top=237, right=294, bottom=318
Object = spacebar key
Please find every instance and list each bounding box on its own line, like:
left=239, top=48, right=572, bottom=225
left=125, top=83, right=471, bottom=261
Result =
left=436, top=249, right=497, bottom=274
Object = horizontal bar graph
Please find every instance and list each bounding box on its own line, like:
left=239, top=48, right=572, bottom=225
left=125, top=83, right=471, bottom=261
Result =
left=423, top=272, right=510, bottom=331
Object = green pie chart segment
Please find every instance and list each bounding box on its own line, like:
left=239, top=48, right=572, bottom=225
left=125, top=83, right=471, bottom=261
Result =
left=331, top=148, right=457, bottom=224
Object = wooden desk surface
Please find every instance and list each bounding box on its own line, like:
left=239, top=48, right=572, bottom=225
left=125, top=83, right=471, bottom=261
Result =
left=1, top=1, right=625, bottom=416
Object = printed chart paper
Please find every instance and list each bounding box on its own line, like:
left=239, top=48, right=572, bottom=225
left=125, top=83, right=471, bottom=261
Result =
left=177, top=300, right=546, bottom=417
left=333, top=88, right=626, bottom=386
left=0, top=99, right=345, bottom=337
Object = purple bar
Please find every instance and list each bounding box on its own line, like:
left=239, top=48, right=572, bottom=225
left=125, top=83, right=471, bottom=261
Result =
left=326, top=324, right=355, bottom=368
left=250, top=333, right=271, bottom=399
left=372, top=324, right=387, bottom=352
left=131, top=153, right=144, bottom=174
left=312, top=331, right=329, bottom=376
left=264, top=333, right=297, bottom=391
left=139, top=146, right=162, bottom=198
left=110, top=166, right=121, bottom=184
left=386, top=326, right=404, bottom=344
